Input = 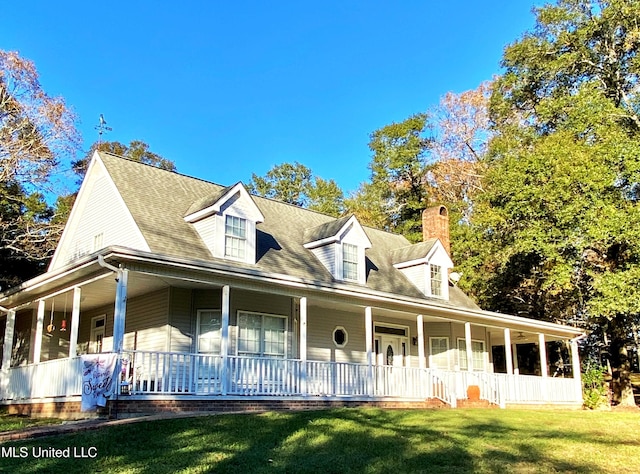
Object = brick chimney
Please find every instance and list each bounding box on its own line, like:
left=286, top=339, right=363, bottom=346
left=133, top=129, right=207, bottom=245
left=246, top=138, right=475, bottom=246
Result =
left=422, top=206, right=450, bottom=254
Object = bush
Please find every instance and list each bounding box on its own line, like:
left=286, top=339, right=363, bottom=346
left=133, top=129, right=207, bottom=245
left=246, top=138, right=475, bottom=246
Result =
left=582, top=364, right=610, bottom=409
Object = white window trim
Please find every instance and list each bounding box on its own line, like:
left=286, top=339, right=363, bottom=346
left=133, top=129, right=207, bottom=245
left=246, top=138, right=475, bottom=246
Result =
left=224, top=214, right=247, bottom=261
left=342, top=242, right=359, bottom=281
left=332, top=326, right=349, bottom=348
left=429, top=336, right=450, bottom=370
left=90, top=315, right=107, bottom=353
left=335, top=241, right=366, bottom=284
left=425, top=263, right=447, bottom=299
left=456, top=338, right=486, bottom=371
left=196, top=309, right=222, bottom=354
left=235, top=310, right=288, bottom=358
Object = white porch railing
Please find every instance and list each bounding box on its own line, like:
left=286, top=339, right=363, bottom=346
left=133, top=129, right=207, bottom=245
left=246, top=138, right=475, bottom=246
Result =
left=0, top=357, right=83, bottom=400
left=0, top=351, right=582, bottom=408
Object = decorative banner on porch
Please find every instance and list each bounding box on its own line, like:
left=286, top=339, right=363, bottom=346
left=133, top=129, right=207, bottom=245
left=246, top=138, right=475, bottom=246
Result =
left=81, top=353, right=118, bottom=411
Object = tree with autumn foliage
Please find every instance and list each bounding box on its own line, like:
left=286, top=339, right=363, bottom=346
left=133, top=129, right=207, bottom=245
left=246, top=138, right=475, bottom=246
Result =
left=428, top=81, right=492, bottom=221
left=458, top=0, right=640, bottom=406
left=0, top=50, right=80, bottom=289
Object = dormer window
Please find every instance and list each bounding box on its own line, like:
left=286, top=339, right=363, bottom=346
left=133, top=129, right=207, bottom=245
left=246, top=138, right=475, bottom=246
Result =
left=342, top=243, right=359, bottom=280
left=304, top=215, right=372, bottom=285
left=225, top=215, right=246, bottom=259
left=391, top=239, right=453, bottom=300
left=184, top=182, right=265, bottom=265
left=430, top=264, right=443, bottom=297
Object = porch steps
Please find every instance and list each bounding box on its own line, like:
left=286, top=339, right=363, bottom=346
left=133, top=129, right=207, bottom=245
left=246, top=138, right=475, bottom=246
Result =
left=455, top=399, right=497, bottom=409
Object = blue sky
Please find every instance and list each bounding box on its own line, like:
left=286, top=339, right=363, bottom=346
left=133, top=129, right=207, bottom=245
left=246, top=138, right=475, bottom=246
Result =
left=3, top=1, right=539, bottom=196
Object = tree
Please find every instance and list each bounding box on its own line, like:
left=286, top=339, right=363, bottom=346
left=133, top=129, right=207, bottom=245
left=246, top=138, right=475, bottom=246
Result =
left=347, top=113, right=432, bottom=242
left=72, top=139, right=176, bottom=183
left=428, top=81, right=493, bottom=221
left=0, top=50, right=80, bottom=288
left=247, top=162, right=345, bottom=217
left=459, top=0, right=640, bottom=405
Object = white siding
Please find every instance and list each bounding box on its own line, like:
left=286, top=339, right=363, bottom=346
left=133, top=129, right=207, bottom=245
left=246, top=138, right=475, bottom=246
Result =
left=168, top=288, right=194, bottom=353
left=51, top=159, right=149, bottom=269
left=399, top=265, right=427, bottom=294
left=191, top=191, right=260, bottom=264
left=307, top=307, right=367, bottom=364
left=125, top=289, right=170, bottom=352
left=311, top=244, right=335, bottom=276
left=193, top=218, right=217, bottom=257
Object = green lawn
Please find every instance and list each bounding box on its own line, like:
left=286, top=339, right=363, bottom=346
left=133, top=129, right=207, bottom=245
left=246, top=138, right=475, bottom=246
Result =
left=1, top=408, right=639, bottom=473
left=0, top=410, right=61, bottom=433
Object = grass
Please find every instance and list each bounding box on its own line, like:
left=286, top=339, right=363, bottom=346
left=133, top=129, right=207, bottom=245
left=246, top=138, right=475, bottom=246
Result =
left=0, top=409, right=61, bottom=433
left=0, top=408, right=639, bottom=473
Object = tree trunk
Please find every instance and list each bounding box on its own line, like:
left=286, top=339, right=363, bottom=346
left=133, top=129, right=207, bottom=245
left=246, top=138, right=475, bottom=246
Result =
left=610, top=318, right=637, bottom=407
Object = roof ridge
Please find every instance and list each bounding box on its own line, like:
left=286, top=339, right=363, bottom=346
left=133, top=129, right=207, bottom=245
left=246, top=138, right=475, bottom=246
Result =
left=97, top=151, right=408, bottom=240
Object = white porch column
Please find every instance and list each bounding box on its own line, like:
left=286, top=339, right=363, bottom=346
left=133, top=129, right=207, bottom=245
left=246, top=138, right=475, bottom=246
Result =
left=512, top=343, right=519, bottom=374
left=465, top=322, right=473, bottom=371
left=33, top=300, right=45, bottom=363
left=417, top=314, right=425, bottom=369
left=299, top=297, right=308, bottom=395
left=571, top=339, right=582, bottom=401
left=365, top=306, right=373, bottom=396
left=112, top=269, right=129, bottom=354
left=68, top=287, right=82, bottom=358
left=538, top=333, right=548, bottom=377
left=504, top=328, right=513, bottom=375
left=220, top=285, right=230, bottom=395
left=2, top=310, right=16, bottom=371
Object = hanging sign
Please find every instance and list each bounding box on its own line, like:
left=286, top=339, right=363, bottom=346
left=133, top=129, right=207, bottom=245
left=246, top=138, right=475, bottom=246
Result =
left=80, top=353, right=118, bottom=411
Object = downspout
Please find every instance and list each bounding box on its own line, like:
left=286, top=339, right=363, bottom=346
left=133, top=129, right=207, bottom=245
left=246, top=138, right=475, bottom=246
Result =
left=97, top=254, right=127, bottom=414
left=97, top=254, right=119, bottom=273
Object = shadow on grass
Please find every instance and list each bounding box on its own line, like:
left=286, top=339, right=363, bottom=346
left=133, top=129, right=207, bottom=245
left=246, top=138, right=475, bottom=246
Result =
left=0, top=409, right=636, bottom=473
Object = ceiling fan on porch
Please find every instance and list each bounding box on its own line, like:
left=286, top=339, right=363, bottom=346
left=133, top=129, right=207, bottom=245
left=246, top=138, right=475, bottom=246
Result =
left=515, top=332, right=527, bottom=340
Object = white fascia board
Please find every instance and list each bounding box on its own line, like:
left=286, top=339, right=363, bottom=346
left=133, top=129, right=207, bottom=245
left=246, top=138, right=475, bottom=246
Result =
left=303, top=236, right=339, bottom=249
left=185, top=182, right=265, bottom=223
left=184, top=205, right=217, bottom=223
left=304, top=216, right=372, bottom=250
left=393, top=240, right=453, bottom=270
left=393, top=257, right=428, bottom=270
left=339, top=216, right=372, bottom=248
left=426, top=240, right=454, bottom=267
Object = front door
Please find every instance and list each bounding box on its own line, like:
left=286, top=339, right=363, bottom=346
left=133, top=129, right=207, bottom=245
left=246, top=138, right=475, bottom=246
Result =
left=381, top=336, right=403, bottom=366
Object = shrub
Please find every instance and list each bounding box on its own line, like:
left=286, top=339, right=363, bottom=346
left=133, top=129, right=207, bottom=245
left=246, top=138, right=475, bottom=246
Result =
left=582, top=364, right=610, bottom=409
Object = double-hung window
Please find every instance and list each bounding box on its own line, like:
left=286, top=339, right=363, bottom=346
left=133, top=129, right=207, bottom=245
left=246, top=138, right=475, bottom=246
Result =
left=429, top=337, right=450, bottom=369
left=430, top=264, right=443, bottom=297
left=225, top=215, right=246, bottom=259
left=197, top=310, right=222, bottom=354
left=343, top=243, right=359, bottom=280
left=457, top=339, right=486, bottom=371
left=237, top=312, right=286, bottom=357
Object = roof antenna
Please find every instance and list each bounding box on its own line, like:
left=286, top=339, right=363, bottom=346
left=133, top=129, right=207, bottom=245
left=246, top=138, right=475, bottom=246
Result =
left=95, top=114, right=113, bottom=144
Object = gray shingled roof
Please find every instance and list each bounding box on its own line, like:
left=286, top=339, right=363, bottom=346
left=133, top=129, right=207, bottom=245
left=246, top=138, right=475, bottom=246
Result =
left=303, top=215, right=353, bottom=244
left=99, top=152, right=479, bottom=310
left=390, top=239, right=438, bottom=265
left=185, top=184, right=235, bottom=217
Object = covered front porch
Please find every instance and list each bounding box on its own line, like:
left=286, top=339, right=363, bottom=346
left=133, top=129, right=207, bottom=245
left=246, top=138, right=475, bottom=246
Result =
left=0, top=250, right=584, bottom=413
left=1, top=350, right=582, bottom=410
